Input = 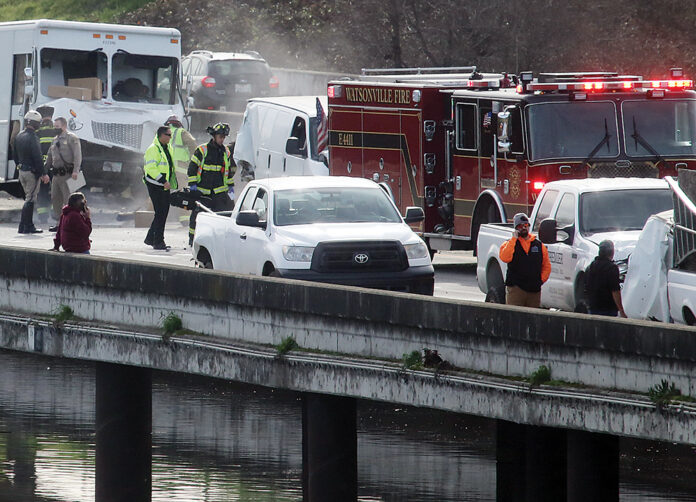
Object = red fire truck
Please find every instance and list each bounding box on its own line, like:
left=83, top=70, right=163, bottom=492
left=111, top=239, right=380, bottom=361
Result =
left=327, top=67, right=696, bottom=253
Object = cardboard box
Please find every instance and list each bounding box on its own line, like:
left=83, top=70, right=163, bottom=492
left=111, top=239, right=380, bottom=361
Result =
left=68, top=77, right=102, bottom=100
left=47, top=85, right=91, bottom=101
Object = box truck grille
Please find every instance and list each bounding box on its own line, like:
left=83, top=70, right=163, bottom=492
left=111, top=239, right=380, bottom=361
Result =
left=92, top=122, right=143, bottom=150
left=311, top=241, right=408, bottom=273
left=589, top=162, right=658, bottom=178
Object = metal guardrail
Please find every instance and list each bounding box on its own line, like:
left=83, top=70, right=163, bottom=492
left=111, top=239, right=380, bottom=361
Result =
left=665, top=176, right=696, bottom=267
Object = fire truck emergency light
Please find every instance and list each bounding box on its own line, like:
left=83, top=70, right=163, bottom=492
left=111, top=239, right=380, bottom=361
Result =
left=532, top=181, right=545, bottom=191
left=327, top=85, right=343, bottom=98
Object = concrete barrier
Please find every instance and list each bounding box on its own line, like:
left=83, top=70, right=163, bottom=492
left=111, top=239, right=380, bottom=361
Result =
left=0, top=246, right=695, bottom=397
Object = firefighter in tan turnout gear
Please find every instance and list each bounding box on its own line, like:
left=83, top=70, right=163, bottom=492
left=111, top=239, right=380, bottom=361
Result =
left=187, top=122, right=235, bottom=246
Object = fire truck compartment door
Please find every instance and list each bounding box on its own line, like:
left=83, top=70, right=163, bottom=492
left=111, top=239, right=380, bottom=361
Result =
left=363, top=111, right=402, bottom=207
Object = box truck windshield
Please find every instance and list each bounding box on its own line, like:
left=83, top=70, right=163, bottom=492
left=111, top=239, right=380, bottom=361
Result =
left=112, top=52, right=178, bottom=104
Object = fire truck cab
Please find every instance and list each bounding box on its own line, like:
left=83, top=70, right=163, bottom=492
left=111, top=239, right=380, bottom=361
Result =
left=328, top=67, right=696, bottom=253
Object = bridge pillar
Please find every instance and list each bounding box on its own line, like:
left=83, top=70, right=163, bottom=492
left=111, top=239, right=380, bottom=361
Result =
left=496, top=420, right=567, bottom=502
left=95, top=362, right=152, bottom=502
left=567, top=430, right=619, bottom=502
left=302, top=393, right=357, bottom=502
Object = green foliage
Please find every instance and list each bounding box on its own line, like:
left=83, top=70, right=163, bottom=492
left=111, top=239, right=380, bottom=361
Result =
left=529, top=365, right=551, bottom=387
left=161, top=312, right=182, bottom=336
left=276, top=336, right=299, bottom=355
left=401, top=350, right=423, bottom=370
left=648, top=380, right=682, bottom=409
left=53, top=304, right=74, bottom=324
left=0, top=0, right=150, bottom=23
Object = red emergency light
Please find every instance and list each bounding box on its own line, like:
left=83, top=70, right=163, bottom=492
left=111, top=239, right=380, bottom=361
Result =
left=521, top=79, right=693, bottom=93
left=532, top=181, right=545, bottom=191
left=327, top=85, right=343, bottom=98
left=466, top=79, right=500, bottom=89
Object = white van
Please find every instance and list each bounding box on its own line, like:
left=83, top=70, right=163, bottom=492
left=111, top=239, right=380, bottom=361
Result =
left=232, top=96, right=329, bottom=192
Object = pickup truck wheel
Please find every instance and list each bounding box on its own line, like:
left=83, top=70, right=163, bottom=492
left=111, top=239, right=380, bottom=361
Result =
left=485, top=285, right=506, bottom=304
left=197, top=248, right=213, bottom=269
left=472, top=200, right=501, bottom=256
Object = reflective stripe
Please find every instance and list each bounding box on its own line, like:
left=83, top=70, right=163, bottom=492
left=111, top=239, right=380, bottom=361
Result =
left=188, top=176, right=198, bottom=183
left=175, top=166, right=188, bottom=174
left=144, top=159, right=158, bottom=165
left=212, top=185, right=228, bottom=194
left=198, top=187, right=211, bottom=194
left=144, top=176, right=164, bottom=186
left=189, top=228, right=195, bottom=234
left=202, top=165, right=222, bottom=171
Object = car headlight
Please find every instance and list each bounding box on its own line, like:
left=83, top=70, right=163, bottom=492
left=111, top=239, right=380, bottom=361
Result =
left=404, top=242, right=429, bottom=260
left=282, top=245, right=315, bottom=262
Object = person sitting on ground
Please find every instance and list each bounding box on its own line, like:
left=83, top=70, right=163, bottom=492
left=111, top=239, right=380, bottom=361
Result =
left=52, top=192, right=92, bottom=254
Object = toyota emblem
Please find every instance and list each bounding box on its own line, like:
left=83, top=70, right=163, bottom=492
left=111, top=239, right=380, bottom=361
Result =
left=354, top=252, right=369, bottom=264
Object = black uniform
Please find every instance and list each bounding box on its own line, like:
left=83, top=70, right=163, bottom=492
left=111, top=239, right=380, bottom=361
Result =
left=14, top=127, right=46, bottom=233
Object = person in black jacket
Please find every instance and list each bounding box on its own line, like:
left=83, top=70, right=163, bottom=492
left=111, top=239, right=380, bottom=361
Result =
left=15, top=110, right=50, bottom=234
left=585, top=240, right=626, bottom=317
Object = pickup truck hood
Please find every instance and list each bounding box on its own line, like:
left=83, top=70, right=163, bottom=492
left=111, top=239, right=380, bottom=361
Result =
left=584, top=230, right=642, bottom=260
left=275, top=222, right=418, bottom=246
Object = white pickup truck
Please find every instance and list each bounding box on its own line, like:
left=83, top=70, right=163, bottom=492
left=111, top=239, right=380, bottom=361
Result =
left=623, top=176, right=696, bottom=325
left=192, top=176, right=435, bottom=295
left=476, top=178, right=672, bottom=310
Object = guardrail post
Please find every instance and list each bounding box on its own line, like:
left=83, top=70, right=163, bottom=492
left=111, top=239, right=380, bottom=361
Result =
left=567, top=430, right=618, bottom=501
left=95, top=362, right=152, bottom=502
left=496, top=420, right=567, bottom=501
left=302, top=393, right=357, bottom=501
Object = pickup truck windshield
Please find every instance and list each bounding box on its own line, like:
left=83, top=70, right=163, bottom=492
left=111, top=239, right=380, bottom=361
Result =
left=274, top=187, right=402, bottom=226
left=112, top=53, right=178, bottom=104
left=580, top=188, right=672, bottom=234
left=622, top=100, right=696, bottom=157
left=527, top=102, right=619, bottom=161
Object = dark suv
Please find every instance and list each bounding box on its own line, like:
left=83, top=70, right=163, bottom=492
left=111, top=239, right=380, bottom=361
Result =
left=181, top=50, right=279, bottom=111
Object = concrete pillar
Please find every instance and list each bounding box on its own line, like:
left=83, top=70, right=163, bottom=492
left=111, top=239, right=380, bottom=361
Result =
left=567, top=430, right=619, bottom=502
left=524, top=425, right=566, bottom=501
left=496, top=420, right=526, bottom=502
left=302, top=393, right=357, bottom=502
left=95, top=363, right=152, bottom=502
left=496, top=421, right=566, bottom=502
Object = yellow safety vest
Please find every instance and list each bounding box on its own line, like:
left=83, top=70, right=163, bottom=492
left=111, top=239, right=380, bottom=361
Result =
left=143, top=138, right=177, bottom=190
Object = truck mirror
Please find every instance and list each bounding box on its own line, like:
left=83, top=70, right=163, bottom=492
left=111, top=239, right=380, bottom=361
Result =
left=404, top=206, right=425, bottom=223
left=538, top=218, right=558, bottom=244
left=23, top=67, right=33, bottom=80
left=285, top=137, right=306, bottom=157
left=236, top=210, right=266, bottom=229
left=23, top=67, right=34, bottom=97
left=497, top=110, right=511, bottom=152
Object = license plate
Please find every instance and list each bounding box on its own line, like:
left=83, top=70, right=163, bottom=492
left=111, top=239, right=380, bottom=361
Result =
left=103, top=161, right=122, bottom=173
left=215, top=89, right=226, bottom=95
left=235, top=83, right=252, bottom=93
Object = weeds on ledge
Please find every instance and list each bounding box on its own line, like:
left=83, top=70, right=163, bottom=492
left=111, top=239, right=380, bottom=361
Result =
left=402, top=350, right=423, bottom=371
left=528, top=365, right=551, bottom=388
left=161, top=312, right=183, bottom=340
left=52, top=305, right=74, bottom=327
left=649, top=380, right=681, bottom=411
left=276, top=336, right=299, bottom=355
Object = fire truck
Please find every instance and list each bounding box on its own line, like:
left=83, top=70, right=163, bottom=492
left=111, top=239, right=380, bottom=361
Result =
left=327, top=67, right=696, bottom=253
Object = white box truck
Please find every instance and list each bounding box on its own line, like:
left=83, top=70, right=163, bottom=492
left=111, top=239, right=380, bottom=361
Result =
left=0, top=19, right=186, bottom=193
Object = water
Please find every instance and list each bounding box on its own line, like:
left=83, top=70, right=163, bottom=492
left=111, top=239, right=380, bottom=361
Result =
left=0, top=349, right=694, bottom=501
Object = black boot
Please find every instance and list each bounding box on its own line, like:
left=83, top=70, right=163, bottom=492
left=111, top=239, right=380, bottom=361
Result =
left=18, top=202, right=31, bottom=233
left=24, top=202, right=43, bottom=234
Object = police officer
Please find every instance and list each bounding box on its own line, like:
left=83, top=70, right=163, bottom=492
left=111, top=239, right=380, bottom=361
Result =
left=143, top=126, right=177, bottom=250
left=46, top=116, right=83, bottom=231
left=187, top=122, right=235, bottom=245
left=164, top=115, right=197, bottom=226
left=35, top=106, right=59, bottom=224
left=499, top=213, right=552, bottom=308
left=15, top=110, right=50, bottom=233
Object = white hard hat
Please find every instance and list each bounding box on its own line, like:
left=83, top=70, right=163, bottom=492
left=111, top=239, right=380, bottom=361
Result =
left=24, top=110, right=42, bottom=123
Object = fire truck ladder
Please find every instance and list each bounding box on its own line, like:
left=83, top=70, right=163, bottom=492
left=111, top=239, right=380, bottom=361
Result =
left=361, top=66, right=478, bottom=75
left=666, top=176, right=696, bottom=268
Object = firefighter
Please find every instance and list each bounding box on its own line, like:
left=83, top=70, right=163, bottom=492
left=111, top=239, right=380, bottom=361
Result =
left=15, top=110, right=50, bottom=233
left=143, top=126, right=177, bottom=250
left=164, top=115, right=197, bottom=226
left=35, top=106, right=59, bottom=225
left=187, top=122, right=235, bottom=246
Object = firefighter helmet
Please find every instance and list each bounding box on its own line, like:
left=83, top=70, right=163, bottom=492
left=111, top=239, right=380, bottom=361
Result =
left=206, top=122, right=230, bottom=137
left=24, top=110, right=42, bottom=123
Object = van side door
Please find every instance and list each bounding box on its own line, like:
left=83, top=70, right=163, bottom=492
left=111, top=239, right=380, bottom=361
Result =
left=284, top=114, right=309, bottom=176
